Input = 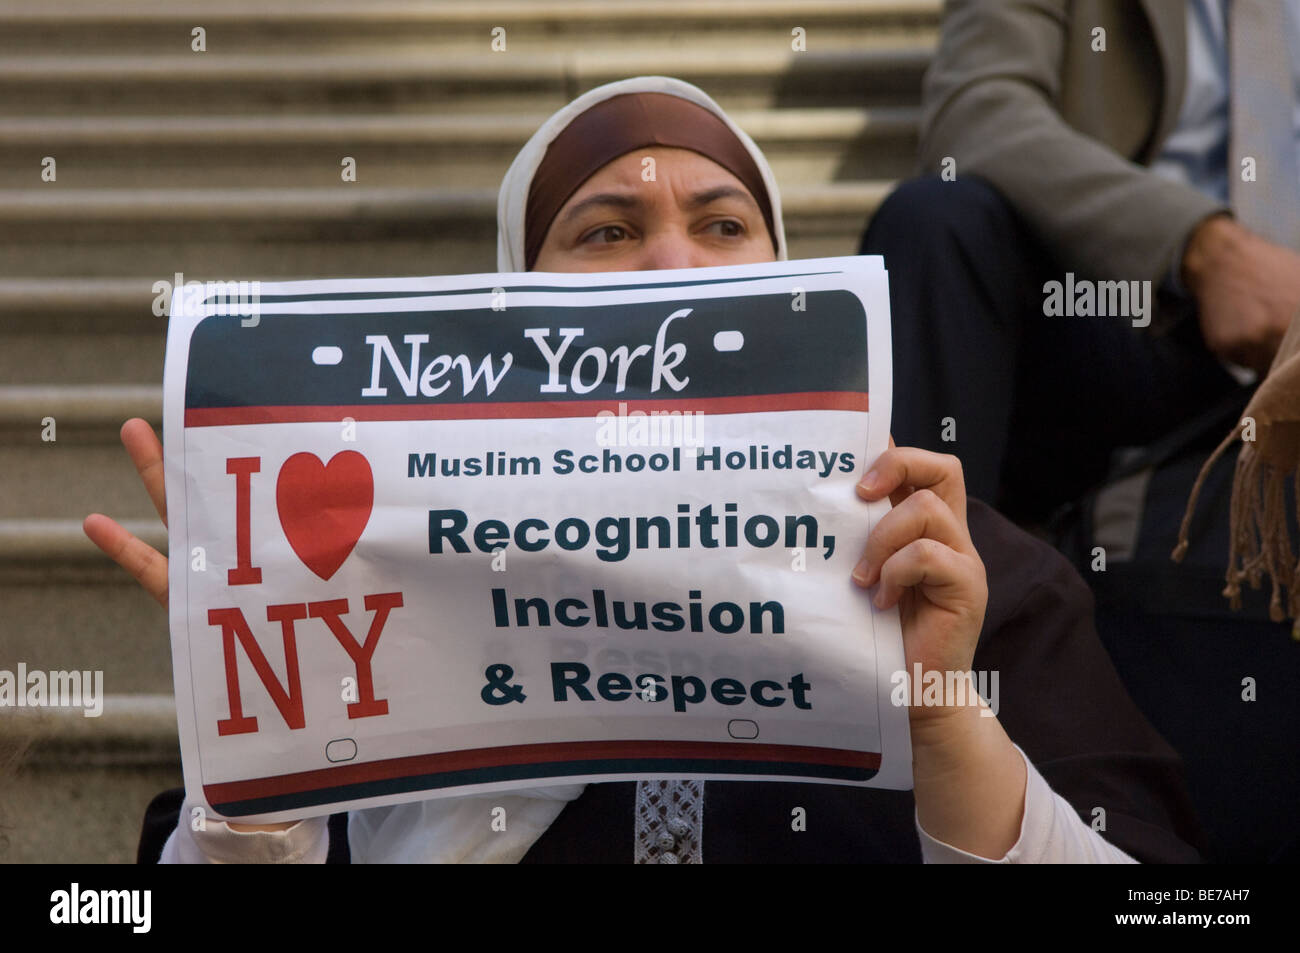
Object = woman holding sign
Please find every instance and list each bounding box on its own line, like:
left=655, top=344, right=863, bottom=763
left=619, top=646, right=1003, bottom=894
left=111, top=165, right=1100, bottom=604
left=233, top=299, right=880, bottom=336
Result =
left=87, top=76, right=1203, bottom=864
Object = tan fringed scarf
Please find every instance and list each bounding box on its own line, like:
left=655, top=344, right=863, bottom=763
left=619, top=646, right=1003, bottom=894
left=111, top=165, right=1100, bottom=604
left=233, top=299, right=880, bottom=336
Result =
left=1173, top=310, right=1300, bottom=639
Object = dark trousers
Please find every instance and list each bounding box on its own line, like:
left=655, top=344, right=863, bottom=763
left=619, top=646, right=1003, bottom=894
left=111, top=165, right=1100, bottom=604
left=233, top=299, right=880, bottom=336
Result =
left=858, top=176, right=1248, bottom=522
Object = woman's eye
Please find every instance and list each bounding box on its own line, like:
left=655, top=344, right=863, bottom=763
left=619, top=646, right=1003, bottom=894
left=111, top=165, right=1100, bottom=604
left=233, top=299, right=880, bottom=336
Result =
left=581, top=225, right=629, bottom=244
left=707, top=219, right=745, bottom=238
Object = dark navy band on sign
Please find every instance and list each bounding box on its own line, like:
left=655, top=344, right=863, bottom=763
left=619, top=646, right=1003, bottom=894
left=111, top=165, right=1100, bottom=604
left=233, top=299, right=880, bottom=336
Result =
left=183, top=290, right=869, bottom=411
left=205, top=739, right=883, bottom=816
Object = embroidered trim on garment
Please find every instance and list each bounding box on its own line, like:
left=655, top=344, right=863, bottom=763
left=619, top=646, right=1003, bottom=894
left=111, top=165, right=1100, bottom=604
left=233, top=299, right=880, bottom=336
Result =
left=634, top=779, right=704, bottom=863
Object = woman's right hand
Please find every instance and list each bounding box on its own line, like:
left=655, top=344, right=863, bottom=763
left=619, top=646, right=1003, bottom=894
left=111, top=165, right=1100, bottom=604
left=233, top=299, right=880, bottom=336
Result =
left=85, top=419, right=299, bottom=834
left=84, top=418, right=169, bottom=609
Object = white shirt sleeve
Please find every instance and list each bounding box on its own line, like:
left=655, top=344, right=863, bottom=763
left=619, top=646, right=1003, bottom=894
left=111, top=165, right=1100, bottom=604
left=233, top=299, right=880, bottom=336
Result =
left=915, top=744, right=1138, bottom=864
left=159, top=803, right=329, bottom=864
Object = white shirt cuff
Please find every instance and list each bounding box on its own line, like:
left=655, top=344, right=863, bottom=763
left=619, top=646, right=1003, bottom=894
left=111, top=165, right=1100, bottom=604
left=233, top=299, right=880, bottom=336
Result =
left=915, top=744, right=1139, bottom=864
left=159, top=803, right=329, bottom=864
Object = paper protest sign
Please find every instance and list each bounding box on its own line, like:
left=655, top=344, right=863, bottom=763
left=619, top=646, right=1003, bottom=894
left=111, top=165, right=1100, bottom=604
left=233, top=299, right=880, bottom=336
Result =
left=163, top=255, right=910, bottom=823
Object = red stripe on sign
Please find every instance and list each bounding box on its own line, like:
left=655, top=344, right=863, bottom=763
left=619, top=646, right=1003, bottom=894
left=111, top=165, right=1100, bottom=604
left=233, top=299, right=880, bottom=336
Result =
left=184, top=392, right=868, bottom=426
left=202, top=739, right=882, bottom=803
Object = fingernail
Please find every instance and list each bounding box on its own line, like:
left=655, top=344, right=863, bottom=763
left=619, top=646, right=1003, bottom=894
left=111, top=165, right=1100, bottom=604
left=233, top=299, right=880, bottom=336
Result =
left=852, top=560, right=871, bottom=585
left=873, top=589, right=887, bottom=609
left=859, top=470, right=878, bottom=492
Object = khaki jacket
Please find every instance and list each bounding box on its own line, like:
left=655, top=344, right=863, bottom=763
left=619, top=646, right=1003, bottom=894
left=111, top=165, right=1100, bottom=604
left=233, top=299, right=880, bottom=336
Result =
left=920, top=0, right=1228, bottom=288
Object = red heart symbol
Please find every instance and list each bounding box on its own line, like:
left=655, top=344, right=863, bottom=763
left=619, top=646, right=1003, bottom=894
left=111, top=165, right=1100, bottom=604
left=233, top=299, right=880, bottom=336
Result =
left=276, top=451, right=373, bottom=580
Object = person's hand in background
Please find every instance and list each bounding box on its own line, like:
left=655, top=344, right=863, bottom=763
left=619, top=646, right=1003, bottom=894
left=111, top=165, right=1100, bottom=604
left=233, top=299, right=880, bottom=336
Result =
left=1183, top=214, right=1300, bottom=375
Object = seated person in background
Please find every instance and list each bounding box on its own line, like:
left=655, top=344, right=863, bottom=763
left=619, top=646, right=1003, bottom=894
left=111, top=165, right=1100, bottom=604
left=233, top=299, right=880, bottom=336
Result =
left=86, top=75, right=1206, bottom=863
left=861, top=0, right=1300, bottom=523
left=862, top=0, right=1300, bottom=864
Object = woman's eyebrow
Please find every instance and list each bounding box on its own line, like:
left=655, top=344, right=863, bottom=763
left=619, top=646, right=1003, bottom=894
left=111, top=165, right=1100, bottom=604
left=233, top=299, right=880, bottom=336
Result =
left=557, top=184, right=760, bottom=228
left=557, top=192, right=641, bottom=227
left=683, top=185, right=760, bottom=214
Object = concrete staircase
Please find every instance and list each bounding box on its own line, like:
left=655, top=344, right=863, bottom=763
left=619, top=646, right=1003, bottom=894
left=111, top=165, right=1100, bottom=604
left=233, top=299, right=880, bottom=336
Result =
left=0, top=0, right=938, bottom=862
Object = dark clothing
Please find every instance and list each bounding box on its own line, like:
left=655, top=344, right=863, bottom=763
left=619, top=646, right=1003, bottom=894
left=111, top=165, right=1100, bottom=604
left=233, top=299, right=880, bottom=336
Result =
left=1054, top=429, right=1300, bottom=863
left=859, top=176, right=1249, bottom=523
left=142, top=498, right=1205, bottom=863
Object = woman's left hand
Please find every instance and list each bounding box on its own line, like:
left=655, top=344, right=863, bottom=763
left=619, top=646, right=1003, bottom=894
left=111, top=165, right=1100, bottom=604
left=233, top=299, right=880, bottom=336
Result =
left=851, top=444, right=1027, bottom=859
left=851, top=445, right=988, bottom=724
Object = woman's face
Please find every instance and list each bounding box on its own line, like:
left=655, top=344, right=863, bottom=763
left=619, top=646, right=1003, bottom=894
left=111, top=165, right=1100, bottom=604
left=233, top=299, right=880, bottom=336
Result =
left=531, top=146, right=777, bottom=272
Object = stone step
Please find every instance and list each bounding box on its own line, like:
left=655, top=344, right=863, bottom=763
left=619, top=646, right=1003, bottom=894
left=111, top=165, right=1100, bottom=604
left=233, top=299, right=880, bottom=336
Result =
left=0, top=386, right=162, bottom=521
left=0, top=434, right=165, bottom=520
left=2, top=694, right=179, bottom=766
left=0, top=385, right=161, bottom=432
left=0, top=48, right=931, bottom=115
left=0, top=182, right=888, bottom=278
left=0, top=107, right=920, bottom=188
left=0, top=540, right=173, bottom=695
left=0, top=332, right=165, bottom=387
left=0, top=278, right=167, bottom=384
left=0, top=0, right=939, bottom=56
left=0, top=518, right=166, bottom=559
